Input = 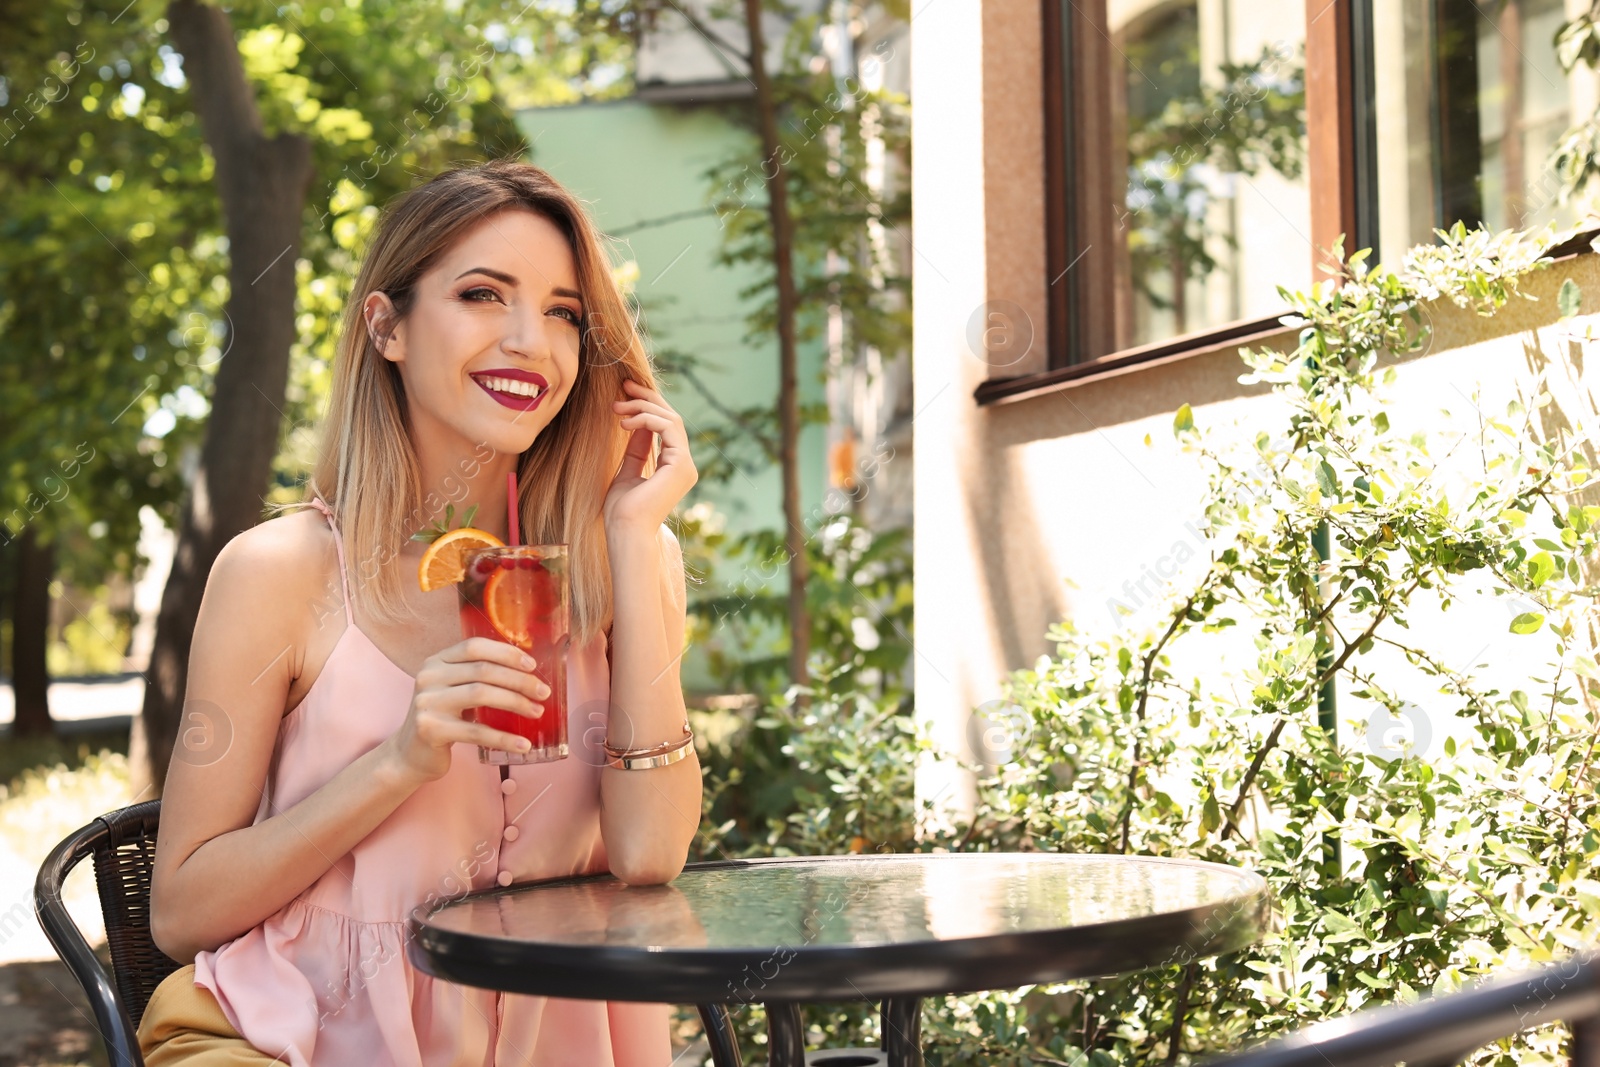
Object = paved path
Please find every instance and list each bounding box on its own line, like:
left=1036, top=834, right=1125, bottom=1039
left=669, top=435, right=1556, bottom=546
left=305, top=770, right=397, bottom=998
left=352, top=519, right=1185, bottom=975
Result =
left=0, top=675, right=139, bottom=966
left=0, top=675, right=141, bottom=737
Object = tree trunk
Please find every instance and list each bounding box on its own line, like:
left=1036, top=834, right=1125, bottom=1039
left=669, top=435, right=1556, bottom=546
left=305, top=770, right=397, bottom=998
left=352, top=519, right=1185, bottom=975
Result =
left=138, top=0, right=314, bottom=795
left=11, top=525, right=55, bottom=739
left=742, top=0, right=811, bottom=695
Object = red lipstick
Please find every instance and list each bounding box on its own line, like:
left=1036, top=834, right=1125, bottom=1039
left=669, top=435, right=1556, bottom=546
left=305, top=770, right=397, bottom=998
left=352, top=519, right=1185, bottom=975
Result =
left=470, top=369, right=549, bottom=413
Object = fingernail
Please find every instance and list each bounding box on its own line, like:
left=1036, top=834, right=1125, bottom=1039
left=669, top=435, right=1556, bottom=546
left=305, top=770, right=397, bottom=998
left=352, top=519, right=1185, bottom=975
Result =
left=522, top=653, right=536, bottom=669
left=519, top=738, right=532, bottom=751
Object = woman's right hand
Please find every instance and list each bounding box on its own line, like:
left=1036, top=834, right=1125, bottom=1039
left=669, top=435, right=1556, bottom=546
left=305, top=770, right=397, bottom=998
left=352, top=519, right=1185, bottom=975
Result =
left=382, top=637, right=551, bottom=786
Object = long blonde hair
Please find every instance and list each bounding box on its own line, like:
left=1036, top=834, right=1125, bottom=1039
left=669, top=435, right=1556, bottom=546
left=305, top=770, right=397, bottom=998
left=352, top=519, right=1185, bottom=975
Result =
left=278, top=159, right=654, bottom=643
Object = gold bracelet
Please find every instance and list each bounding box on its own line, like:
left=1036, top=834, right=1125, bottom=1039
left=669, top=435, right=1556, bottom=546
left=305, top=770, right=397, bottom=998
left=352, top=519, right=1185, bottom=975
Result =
left=605, top=737, right=696, bottom=770
left=604, top=723, right=695, bottom=770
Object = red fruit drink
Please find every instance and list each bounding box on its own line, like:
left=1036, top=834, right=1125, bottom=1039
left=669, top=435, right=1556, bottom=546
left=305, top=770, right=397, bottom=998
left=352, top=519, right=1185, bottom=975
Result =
left=457, top=545, right=570, bottom=764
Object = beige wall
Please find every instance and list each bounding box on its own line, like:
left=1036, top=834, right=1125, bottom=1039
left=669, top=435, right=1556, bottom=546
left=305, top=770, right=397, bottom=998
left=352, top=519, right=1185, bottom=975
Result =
left=911, top=0, right=1600, bottom=822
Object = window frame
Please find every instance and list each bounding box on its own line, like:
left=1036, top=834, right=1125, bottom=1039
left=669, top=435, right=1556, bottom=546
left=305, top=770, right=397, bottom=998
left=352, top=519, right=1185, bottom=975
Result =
left=978, top=0, right=1367, bottom=406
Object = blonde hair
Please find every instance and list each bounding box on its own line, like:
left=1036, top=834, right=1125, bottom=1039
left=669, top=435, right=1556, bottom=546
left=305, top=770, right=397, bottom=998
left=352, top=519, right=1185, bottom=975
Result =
left=275, top=159, right=654, bottom=643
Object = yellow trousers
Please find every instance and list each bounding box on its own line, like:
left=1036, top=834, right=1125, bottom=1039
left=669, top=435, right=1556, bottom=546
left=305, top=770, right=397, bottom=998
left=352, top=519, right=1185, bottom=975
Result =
left=136, top=963, right=284, bottom=1065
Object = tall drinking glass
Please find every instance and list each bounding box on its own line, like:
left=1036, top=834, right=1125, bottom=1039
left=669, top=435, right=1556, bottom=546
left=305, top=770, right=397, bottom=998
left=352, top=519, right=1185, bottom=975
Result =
left=457, top=544, right=569, bottom=764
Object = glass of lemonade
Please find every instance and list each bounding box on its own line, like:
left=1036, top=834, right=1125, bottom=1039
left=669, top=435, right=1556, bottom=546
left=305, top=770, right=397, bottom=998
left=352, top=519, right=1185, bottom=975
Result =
left=457, top=544, right=570, bottom=764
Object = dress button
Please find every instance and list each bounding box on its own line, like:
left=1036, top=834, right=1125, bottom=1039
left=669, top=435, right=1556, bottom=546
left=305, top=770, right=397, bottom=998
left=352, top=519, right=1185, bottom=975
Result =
left=497, top=870, right=514, bottom=887
left=501, top=778, right=517, bottom=795
left=502, top=825, right=520, bottom=842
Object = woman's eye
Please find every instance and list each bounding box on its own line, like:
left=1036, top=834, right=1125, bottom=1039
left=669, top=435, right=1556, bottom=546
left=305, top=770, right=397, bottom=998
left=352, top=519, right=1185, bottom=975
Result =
left=461, top=287, right=500, bottom=303
left=550, top=306, right=581, bottom=325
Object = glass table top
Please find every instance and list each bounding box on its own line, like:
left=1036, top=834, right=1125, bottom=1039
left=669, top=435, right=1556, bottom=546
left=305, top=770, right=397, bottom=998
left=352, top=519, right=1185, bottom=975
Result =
left=417, top=852, right=1265, bottom=951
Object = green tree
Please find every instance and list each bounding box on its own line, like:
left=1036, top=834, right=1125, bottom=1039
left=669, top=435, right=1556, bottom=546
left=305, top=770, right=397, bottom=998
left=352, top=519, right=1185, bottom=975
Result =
left=0, top=0, right=215, bottom=736
left=604, top=0, right=910, bottom=696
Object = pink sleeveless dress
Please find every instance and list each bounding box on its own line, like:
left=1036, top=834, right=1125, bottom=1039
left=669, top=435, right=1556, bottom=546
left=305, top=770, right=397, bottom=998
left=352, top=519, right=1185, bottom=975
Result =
left=190, top=497, right=672, bottom=1066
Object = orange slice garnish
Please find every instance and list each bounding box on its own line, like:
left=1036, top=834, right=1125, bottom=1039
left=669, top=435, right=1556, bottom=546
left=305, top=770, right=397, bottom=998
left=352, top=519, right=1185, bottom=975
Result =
left=483, top=564, right=542, bottom=648
left=417, top=527, right=505, bottom=592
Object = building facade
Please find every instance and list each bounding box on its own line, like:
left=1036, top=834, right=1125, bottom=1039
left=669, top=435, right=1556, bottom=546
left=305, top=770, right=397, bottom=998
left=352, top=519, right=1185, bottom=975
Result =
left=912, top=0, right=1600, bottom=818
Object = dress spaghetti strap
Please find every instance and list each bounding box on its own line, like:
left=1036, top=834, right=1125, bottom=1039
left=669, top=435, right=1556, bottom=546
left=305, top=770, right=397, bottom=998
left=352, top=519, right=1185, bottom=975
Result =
left=303, top=496, right=354, bottom=627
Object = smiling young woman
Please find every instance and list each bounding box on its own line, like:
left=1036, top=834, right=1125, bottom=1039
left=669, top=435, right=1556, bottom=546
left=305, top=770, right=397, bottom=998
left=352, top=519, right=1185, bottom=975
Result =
left=139, top=161, right=700, bottom=1067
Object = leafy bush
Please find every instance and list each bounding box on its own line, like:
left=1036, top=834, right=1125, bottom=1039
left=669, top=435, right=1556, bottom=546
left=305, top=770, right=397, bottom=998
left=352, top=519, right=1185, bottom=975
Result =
left=681, top=508, right=914, bottom=703
left=684, top=225, right=1600, bottom=1066
left=932, top=225, right=1600, bottom=1065
left=686, top=506, right=921, bottom=868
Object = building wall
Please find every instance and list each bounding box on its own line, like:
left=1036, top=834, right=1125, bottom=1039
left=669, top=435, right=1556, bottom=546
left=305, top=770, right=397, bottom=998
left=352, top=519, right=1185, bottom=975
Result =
left=911, top=0, right=1600, bottom=821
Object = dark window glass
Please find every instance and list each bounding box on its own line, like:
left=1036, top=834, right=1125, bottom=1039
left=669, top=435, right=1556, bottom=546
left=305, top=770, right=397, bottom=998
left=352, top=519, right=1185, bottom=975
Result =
left=1373, top=0, right=1588, bottom=266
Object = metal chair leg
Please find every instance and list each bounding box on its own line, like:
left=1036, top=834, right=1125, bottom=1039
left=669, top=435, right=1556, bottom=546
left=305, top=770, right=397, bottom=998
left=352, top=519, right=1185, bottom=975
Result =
left=697, top=1003, right=743, bottom=1067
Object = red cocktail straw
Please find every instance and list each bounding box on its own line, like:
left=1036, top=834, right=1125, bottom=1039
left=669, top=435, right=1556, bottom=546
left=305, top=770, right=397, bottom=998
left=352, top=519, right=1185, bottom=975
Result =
left=506, top=470, right=521, bottom=546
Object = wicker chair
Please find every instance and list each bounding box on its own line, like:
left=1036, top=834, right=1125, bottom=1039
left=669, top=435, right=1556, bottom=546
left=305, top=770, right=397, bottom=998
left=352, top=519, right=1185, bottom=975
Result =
left=34, top=798, right=182, bottom=1067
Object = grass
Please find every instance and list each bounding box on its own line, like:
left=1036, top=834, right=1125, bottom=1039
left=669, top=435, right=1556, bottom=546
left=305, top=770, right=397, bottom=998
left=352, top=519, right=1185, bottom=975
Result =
left=0, top=729, right=130, bottom=797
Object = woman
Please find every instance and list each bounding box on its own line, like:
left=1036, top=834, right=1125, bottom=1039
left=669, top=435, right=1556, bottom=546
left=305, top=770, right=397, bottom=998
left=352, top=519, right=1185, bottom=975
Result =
left=140, top=160, right=702, bottom=1065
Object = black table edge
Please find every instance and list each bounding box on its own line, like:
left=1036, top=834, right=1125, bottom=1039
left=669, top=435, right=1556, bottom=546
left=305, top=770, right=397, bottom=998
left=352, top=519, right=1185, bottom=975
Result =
left=405, top=853, right=1272, bottom=1004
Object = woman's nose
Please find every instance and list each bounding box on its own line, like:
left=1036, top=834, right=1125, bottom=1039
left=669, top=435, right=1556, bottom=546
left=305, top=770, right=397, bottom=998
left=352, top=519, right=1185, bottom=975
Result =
left=501, top=304, right=551, bottom=359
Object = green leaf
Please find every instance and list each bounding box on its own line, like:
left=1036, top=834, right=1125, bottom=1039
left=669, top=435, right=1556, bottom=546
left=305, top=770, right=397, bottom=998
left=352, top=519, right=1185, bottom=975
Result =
left=1559, top=278, right=1583, bottom=319
left=1510, top=612, right=1545, bottom=634
left=1173, top=403, right=1195, bottom=436
left=1316, top=460, right=1339, bottom=496
left=1201, top=792, right=1222, bottom=836
left=1322, top=911, right=1361, bottom=934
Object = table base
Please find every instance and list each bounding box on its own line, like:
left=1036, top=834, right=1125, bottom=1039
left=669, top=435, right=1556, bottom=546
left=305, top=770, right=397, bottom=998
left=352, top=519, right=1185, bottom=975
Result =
left=694, top=998, right=924, bottom=1067
left=879, top=998, right=923, bottom=1067
left=697, top=1004, right=744, bottom=1066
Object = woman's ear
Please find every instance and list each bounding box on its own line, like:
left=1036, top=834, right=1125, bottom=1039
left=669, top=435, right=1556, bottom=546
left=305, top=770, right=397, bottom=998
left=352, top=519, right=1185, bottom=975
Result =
left=363, top=291, right=402, bottom=361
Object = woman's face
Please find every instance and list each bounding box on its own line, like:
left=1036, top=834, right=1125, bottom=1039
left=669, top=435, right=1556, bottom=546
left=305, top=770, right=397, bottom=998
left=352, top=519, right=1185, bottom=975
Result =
left=368, top=207, right=585, bottom=461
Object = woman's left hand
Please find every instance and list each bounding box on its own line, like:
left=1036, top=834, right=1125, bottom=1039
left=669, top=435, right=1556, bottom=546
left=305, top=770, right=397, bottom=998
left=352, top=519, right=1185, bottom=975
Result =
left=603, top=379, right=698, bottom=533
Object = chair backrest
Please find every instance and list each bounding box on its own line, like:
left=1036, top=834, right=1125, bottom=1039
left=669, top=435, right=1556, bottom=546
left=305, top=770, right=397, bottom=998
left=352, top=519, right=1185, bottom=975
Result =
left=1200, top=950, right=1600, bottom=1067
left=91, top=799, right=184, bottom=1020
left=34, top=798, right=182, bottom=1067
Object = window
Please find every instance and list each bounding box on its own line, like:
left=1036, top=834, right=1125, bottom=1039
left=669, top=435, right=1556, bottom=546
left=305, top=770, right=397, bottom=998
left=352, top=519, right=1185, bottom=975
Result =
left=1044, top=0, right=1310, bottom=367
left=1371, top=0, right=1596, bottom=267
left=1003, top=0, right=1600, bottom=403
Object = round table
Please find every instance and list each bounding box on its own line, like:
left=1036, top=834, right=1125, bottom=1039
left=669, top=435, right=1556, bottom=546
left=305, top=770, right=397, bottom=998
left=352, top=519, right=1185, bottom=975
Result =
left=406, top=853, right=1269, bottom=1067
